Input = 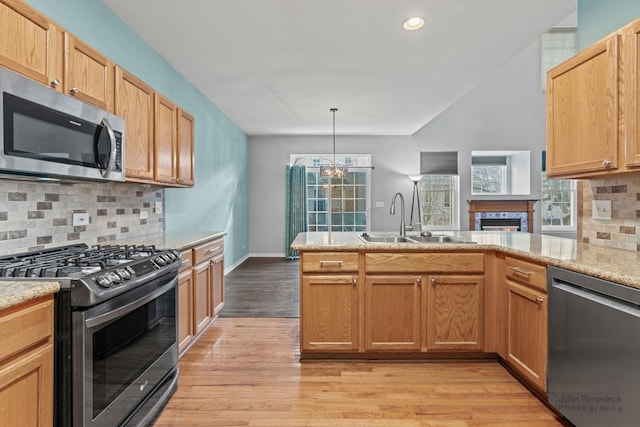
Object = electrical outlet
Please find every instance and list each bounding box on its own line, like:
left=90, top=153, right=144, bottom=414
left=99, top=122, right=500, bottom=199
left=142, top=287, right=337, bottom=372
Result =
left=139, top=211, right=149, bottom=220
left=72, top=213, right=90, bottom=226
left=592, top=200, right=612, bottom=220
left=155, top=201, right=163, bottom=214
left=376, top=201, right=385, bottom=208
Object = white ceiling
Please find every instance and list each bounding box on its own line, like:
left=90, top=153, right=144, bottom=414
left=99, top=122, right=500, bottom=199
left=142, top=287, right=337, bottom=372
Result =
left=102, top=0, right=576, bottom=136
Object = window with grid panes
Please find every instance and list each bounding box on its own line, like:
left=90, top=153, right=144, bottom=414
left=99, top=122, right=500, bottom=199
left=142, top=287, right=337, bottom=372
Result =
left=291, top=155, right=370, bottom=232
left=541, top=172, right=576, bottom=228
left=419, top=175, right=459, bottom=230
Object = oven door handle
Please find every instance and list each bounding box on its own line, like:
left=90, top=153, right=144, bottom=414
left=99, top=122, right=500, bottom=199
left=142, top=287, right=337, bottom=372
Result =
left=85, top=277, right=177, bottom=329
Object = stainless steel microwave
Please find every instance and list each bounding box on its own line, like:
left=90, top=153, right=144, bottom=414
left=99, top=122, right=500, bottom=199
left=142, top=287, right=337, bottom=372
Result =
left=0, top=66, right=125, bottom=182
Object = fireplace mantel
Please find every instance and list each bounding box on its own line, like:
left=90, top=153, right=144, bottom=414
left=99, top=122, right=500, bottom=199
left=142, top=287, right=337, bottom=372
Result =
left=467, top=200, right=538, bottom=233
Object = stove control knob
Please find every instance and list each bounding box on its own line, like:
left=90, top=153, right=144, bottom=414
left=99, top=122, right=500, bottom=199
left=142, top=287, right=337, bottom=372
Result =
left=162, top=253, right=172, bottom=263
left=155, top=256, right=166, bottom=266
left=96, top=275, right=112, bottom=288
left=118, top=268, right=132, bottom=280
left=126, top=266, right=136, bottom=277
left=108, top=271, right=123, bottom=284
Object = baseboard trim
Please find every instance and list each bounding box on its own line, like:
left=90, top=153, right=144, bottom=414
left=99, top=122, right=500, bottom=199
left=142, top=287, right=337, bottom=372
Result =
left=224, top=254, right=249, bottom=275
left=247, top=252, right=287, bottom=258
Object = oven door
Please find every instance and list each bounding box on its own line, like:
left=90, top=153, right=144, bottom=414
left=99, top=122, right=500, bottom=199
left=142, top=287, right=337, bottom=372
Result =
left=73, top=272, right=178, bottom=427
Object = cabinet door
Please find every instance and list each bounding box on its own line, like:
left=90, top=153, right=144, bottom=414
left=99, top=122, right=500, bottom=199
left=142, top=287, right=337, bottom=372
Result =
left=0, top=344, right=53, bottom=427
left=177, top=108, right=195, bottom=186
left=546, top=33, right=619, bottom=177
left=178, top=269, right=194, bottom=356
left=301, top=274, right=358, bottom=352
left=154, top=93, right=178, bottom=184
left=0, top=0, right=60, bottom=88
left=426, top=275, right=484, bottom=351
left=64, top=33, right=114, bottom=111
left=624, top=19, right=640, bottom=168
left=193, top=261, right=212, bottom=334
left=211, top=254, right=224, bottom=316
left=506, top=280, right=547, bottom=391
left=364, top=275, right=422, bottom=351
left=115, top=66, right=155, bottom=182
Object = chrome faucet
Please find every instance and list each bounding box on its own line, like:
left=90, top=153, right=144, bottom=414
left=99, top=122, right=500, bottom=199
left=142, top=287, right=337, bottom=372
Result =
left=390, top=192, right=407, bottom=236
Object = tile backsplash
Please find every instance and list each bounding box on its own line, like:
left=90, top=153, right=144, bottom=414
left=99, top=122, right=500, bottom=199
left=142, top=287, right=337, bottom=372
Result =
left=579, top=175, right=640, bottom=252
left=0, top=179, right=165, bottom=254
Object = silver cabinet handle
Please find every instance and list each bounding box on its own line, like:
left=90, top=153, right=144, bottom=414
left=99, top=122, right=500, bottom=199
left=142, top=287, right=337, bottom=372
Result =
left=602, top=159, right=612, bottom=167
left=50, top=79, right=61, bottom=87
left=431, top=278, right=436, bottom=285
left=510, top=266, right=532, bottom=278
left=416, top=277, right=421, bottom=286
left=70, top=87, right=79, bottom=94
left=207, top=246, right=221, bottom=253
left=352, top=278, right=357, bottom=286
left=535, top=297, right=544, bottom=305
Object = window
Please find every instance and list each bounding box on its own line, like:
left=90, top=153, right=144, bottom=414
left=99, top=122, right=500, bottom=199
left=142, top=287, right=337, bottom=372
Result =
left=291, top=155, right=371, bottom=232
left=419, top=175, right=459, bottom=230
left=471, top=164, right=507, bottom=194
left=541, top=171, right=576, bottom=228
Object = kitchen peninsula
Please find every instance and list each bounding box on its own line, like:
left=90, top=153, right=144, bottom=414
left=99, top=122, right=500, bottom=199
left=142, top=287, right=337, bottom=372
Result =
left=292, top=230, right=640, bottom=395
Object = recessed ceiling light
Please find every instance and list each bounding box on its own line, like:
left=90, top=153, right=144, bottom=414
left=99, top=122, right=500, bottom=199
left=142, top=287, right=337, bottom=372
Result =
left=403, top=17, right=424, bottom=31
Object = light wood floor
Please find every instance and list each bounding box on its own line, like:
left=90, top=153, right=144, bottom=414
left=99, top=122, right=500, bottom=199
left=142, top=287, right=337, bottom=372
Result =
left=154, top=317, right=567, bottom=427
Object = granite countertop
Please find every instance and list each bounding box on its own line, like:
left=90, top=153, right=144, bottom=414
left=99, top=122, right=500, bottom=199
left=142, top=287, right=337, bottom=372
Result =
left=0, top=281, right=60, bottom=311
left=291, top=231, right=640, bottom=290
left=114, top=230, right=226, bottom=251
left=0, top=231, right=225, bottom=312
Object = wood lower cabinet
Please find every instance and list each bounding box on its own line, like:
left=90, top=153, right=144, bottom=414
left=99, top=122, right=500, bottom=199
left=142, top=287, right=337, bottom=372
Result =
left=504, top=256, right=548, bottom=392
left=364, top=275, right=422, bottom=351
left=0, top=296, right=54, bottom=427
left=178, top=268, right=195, bottom=354
left=300, top=251, right=360, bottom=352
left=301, top=274, right=359, bottom=352
left=177, top=236, right=225, bottom=358
left=426, top=275, right=484, bottom=351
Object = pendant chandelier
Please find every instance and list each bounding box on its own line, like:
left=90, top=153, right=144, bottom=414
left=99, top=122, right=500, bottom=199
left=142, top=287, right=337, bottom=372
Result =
left=320, top=108, right=349, bottom=178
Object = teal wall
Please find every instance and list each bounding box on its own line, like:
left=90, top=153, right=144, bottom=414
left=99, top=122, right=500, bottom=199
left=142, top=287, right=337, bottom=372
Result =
left=25, top=0, right=249, bottom=266
left=578, top=0, right=640, bottom=48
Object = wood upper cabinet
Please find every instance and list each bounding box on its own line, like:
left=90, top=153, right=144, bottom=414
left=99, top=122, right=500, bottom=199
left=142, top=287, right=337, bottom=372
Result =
left=623, top=19, right=640, bottom=168
left=546, top=33, right=619, bottom=178
left=0, top=0, right=61, bottom=88
left=301, top=274, right=359, bottom=352
left=177, top=109, right=195, bottom=186
left=426, top=275, right=484, bottom=351
left=154, top=93, right=178, bottom=184
left=0, top=296, right=54, bottom=427
left=115, top=66, right=155, bottom=182
left=364, top=275, right=422, bottom=351
left=64, top=32, right=114, bottom=111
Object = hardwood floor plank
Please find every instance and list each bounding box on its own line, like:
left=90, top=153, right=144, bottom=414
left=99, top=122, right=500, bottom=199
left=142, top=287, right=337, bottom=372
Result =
left=219, top=258, right=300, bottom=317
left=154, top=318, right=567, bottom=426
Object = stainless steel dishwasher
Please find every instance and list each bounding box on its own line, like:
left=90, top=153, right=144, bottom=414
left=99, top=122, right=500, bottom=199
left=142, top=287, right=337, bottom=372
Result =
left=548, top=266, right=640, bottom=427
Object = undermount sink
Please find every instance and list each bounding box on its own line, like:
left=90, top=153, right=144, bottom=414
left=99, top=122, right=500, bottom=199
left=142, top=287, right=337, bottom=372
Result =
left=358, top=233, right=473, bottom=244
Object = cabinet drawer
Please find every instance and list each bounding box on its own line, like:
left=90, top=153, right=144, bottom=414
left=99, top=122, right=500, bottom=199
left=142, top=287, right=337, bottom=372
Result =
left=193, top=239, right=224, bottom=264
left=302, top=252, right=359, bottom=273
left=0, top=297, right=53, bottom=362
left=505, top=256, right=546, bottom=291
left=366, top=252, right=484, bottom=273
left=179, top=249, right=193, bottom=271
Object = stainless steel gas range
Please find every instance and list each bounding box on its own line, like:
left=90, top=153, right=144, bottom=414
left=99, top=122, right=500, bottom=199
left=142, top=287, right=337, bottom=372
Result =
left=0, top=243, right=181, bottom=427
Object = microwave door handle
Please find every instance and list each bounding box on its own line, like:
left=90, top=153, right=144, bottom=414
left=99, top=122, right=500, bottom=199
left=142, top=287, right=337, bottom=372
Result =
left=99, top=118, right=117, bottom=178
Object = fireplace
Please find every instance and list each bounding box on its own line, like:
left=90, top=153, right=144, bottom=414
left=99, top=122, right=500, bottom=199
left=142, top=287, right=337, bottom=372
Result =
left=468, top=200, right=537, bottom=233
